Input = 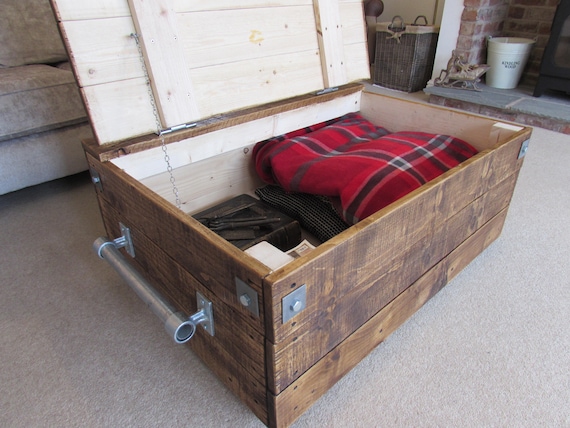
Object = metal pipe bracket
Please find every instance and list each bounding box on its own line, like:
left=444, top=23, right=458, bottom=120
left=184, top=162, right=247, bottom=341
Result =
left=93, top=224, right=214, bottom=344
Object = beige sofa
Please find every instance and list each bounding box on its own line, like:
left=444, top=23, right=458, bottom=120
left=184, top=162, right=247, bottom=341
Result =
left=0, top=0, right=93, bottom=195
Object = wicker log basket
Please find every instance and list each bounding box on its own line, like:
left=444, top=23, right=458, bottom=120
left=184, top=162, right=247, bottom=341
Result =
left=374, top=15, right=439, bottom=92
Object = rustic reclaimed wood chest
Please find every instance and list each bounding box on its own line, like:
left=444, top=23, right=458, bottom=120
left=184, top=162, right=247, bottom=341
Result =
left=50, top=1, right=531, bottom=426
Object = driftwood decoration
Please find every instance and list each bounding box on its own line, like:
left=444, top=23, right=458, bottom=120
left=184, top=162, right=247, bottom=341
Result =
left=434, top=50, right=490, bottom=91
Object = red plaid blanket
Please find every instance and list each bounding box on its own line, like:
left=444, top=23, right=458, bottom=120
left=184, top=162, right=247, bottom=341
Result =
left=253, top=113, right=478, bottom=224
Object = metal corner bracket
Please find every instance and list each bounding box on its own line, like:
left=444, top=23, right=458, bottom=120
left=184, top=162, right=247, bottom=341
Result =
left=90, top=168, right=103, bottom=191
left=282, top=284, right=307, bottom=323
left=518, top=139, right=530, bottom=159
left=236, top=277, right=259, bottom=318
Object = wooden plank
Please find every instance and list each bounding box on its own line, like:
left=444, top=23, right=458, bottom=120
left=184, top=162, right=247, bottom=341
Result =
left=176, top=6, right=320, bottom=69
left=340, top=1, right=368, bottom=44
left=86, top=153, right=270, bottom=334
left=140, top=145, right=264, bottom=213
left=59, top=17, right=141, bottom=87
left=82, top=83, right=363, bottom=162
left=127, top=0, right=200, bottom=127
left=344, top=40, right=370, bottom=82
left=82, top=78, right=156, bottom=144
left=52, top=0, right=369, bottom=145
left=340, top=1, right=370, bottom=81
left=190, top=50, right=324, bottom=119
left=107, top=91, right=359, bottom=182
left=441, top=172, right=519, bottom=253
left=268, top=208, right=509, bottom=428
left=52, top=2, right=154, bottom=145
left=70, top=38, right=324, bottom=144
left=119, top=119, right=274, bottom=181
left=263, top=129, right=527, bottom=382
left=120, top=90, right=361, bottom=184
left=50, top=0, right=131, bottom=21
left=172, top=0, right=314, bottom=12
left=360, top=91, right=529, bottom=152
left=266, top=172, right=519, bottom=394
left=97, top=88, right=528, bottom=181
left=263, top=178, right=438, bottom=346
left=313, top=0, right=347, bottom=87
left=445, top=212, right=510, bottom=283
left=264, top=151, right=483, bottom=340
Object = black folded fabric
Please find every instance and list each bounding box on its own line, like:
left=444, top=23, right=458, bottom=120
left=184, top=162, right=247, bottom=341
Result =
left=255, top=185, right=349, bottom=243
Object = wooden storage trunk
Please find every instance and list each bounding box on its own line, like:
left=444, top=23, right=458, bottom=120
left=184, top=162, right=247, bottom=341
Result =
left=50, top=1, right=531, bottom=426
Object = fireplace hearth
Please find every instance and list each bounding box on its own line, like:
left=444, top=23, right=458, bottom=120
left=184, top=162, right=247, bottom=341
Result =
left=534, top=0, right=570, bottom=97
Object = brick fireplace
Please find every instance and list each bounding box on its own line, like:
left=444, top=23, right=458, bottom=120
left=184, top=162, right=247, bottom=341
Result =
left=424, top=0, right=570, bottom=134
left=454, top=0, right=559, bottom=87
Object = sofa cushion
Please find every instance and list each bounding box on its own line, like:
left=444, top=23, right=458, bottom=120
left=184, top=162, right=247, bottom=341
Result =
left=0, top=0, right=67, bottom=67
left=0, top=123, right=92, bottom=195
left=0, top=64, right=87, bottom=141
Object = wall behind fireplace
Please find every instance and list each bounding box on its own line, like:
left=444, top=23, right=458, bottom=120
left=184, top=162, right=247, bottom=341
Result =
left=504, top=0, right=559, bottom=85
left=455, top=0, right=559, bottom=86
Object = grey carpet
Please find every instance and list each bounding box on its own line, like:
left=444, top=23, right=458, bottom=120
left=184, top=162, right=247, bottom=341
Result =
left=1, top=125, right=569, bottom=427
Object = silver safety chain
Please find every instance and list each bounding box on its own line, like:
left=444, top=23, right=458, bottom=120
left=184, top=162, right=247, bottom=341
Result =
left=131, top=33, right=182, bottom=209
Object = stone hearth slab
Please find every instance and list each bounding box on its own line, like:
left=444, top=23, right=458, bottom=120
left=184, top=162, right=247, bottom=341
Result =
left=424, top=83, right=570, bottom=134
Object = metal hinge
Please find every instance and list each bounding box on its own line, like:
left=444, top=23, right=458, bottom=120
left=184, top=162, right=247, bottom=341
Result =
left=316, top=87, right=339, bottom=96
left=158, top=122, right=197, bottom=136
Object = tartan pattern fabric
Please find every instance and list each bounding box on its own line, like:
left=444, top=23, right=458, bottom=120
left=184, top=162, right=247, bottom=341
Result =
left=253, top=113, right=478, bottom=225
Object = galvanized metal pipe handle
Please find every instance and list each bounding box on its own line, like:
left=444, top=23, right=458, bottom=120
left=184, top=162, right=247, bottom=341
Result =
left=93, top=237, right=213, bottom=344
